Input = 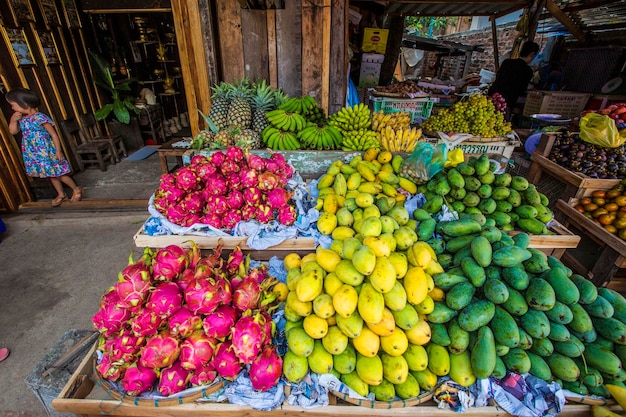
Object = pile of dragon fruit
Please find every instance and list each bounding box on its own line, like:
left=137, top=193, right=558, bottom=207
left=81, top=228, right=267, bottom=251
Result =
left=153, top=146, right=298, bottom=230
left=92, top=242, right=285, bottom=397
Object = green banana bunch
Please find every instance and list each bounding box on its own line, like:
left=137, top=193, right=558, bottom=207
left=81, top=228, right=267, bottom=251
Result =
left=341, top=129, right=380, bottom=151
left=262, top=126, right=301, bottom=150
left=304, top=105, right=327, bottom=125
left=265, top=109, right=307, bottom=132
left=297, top=124, right=343, bottom=150
left=328, top=103, right=372, bottom=133
left=279, top=96, right=317, bottom=115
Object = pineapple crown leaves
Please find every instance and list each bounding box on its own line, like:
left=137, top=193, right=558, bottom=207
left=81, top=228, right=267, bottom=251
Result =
left=197, top=108, right=219, bottom=134
left=210, top=81, right=235, bottom=100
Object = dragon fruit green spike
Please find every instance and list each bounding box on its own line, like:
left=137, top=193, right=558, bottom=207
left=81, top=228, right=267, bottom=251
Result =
left=249, top=345, right=283, bottom=392
left=130, top=308, right=164, bottom=338
left=212, top=341, right=242, bottom=381
left=232, top=277, right=261, bottom=312
left=168, top=306, right=202, bottom=338
left=190, top=362, right=217, bottom=386
left=145, top=282, right=183, bottom=319
left=92, top=299, right=131, bottom=337
left=203, top=304, right=238, bottom=340
left=179, top=330, right=215, bottom=371
left=139, top=330, right=181, bottom=369
left=120, top=363, right=158, bottom=396
left=231, top=313, right=264, bottom=365
left=226, top=246, right=245, bottom=275
left=152, top=245, right=189, bottom=281
left=184, top=276, right=223, bottom=315
left=175, top=166, right=200, bottom=192
left=96, top=351, right=126, bottom=381
left=157, top=361, right=191, bottom=396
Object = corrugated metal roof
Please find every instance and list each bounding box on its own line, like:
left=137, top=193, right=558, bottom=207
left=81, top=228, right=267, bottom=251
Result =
left=359, top=1, right=529, bottom=17
left=538, top=0, right=626, bottom=35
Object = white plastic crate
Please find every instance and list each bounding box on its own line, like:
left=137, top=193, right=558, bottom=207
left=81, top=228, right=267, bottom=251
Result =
left=368, top=96, right=435, bottom=122
left=523, top=91, right=591, bottom=118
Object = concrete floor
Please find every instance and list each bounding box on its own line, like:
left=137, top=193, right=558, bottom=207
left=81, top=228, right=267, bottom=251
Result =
left=0, top=152, right=163, bottom=416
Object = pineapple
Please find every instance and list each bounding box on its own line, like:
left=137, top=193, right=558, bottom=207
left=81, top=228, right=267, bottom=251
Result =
left=191, top=130, right=215, bottom=150
left=251, top=80, right=275, bottom=134
left=208, top=82, right=233, bottom=130
left=227, top=78, right=253, bottom=130
left=214, top=129, right=234, bottom=148
left=234, top=128, right=261, bottom=151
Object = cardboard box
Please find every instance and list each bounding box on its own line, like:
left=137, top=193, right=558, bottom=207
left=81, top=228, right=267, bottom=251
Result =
left=362, top=28, right=389, bottom=54
left=359, top=53, right=384, bottom=88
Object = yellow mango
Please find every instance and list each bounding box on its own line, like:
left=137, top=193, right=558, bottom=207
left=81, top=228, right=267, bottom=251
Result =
left=316, top=246, right=342, bottom=273
left=383, top=281, right=407, bottom=312
left=356, top=354, right=383, bottom=386
left=317, top=173, right=335, bottom=189
left=366, top=308, right=396, bottom=337
left=308, top=340, right=334, bottom=374
left=323, top=193, right=339, bottom=214
left=381, top=353, right=409, bottom=385
left=333, top=284, right=359, bottom=318
left=317, top=212, right=337, bottom=235
left=363, top=147, right=380, bottom=162
left=346, top=172, right=362, bottom=190
left=352, top=245, right=377, bottom=275
left=388, top=252, right=409, bottom=279
left=403, top=267, right=429, bottom=305
left=352, top=326, right=381, bottom=358
left=287, top=291, right=312, bottom=317
left=414, top=295, right=435, bottom=315
left=407, top=242, right=433, bottom=268
left=428, top=287, right=445, bottom=302
left=363, top=205, right=381, bottom=219
left=380, top=326, right=408, bottom=356
left=323, top=272, right=343, bottom=296
left=303, top=313, right=329, bottom=339
left=342, top=237, right=362, bottom=261
left=398, top=177, right=417, bottom=194
left=361, top=217, right=382, bottom=237
left=403, top=344, right=429, bottom=372
left=322, top=325, right=348, bottom=354
left=404, top=317, right=431, bottom=345
left=335, top=259, right=365, bottom=286
left=336, top=207, right=354, bottom=227
left=355, top=192, right=374, bottom=208
left=313, top=293, right=335, bottom=318
left=412, top=368, right=438, bottom=390
left=300, top=253, right=318, bottom=265
left=283, top=350, right=309, bottom=383
left=336, top=311, right=364, bottom=338
left=358, top=282, right=385, bottom=325
left=369, top=256, right=397, bottom=294
left=296, top=269, right=322, bottom=302
left=358, top=182, right=382, bottom=195
left=286, top=268, right=302, bottom=291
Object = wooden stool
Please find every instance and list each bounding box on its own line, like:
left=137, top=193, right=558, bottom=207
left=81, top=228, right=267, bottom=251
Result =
left=80, top=113, right=127, bottom=162
left=60, top=118, right=115, bottom=171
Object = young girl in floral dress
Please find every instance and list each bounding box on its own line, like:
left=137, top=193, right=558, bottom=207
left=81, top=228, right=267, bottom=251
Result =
left=6, top=87, right=82, bottom=206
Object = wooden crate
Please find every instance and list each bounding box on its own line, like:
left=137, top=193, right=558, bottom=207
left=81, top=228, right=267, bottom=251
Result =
left=513, top=219, right=580, bottom=258
left=133, top=228, right=316, bottom=259
left=52, top=341, right=607, bottom=417
left=556, top=198, right=626, bottom=286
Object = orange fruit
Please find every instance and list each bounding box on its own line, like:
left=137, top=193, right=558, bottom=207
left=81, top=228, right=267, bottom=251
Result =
left=575, top=204, right=585, bottom=213
left=592, top=208, right=608, bottom=218
left=592, top=190, right=607, bottom=198
left=607, top=189, right=622, bottom=199
left=605, top=224, right=618, bottom=234
left=593, top=197, right=606, bottom=206
left=614, top=218, right=626, bottom=229
left=605, top=203, right=619, bottom=212
left=615, top=196, right=626, bottom=207
left=598, top=214, right=615, bottom=225
left=580, top=197, right=593, bottom=206
left=584, top=203, right=599, bottom=212
left=584, top=212, right=594, bottom=220
left=620, top=228, right=626, bottom=240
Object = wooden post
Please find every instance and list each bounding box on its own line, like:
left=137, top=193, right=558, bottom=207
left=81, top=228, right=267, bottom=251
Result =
left=379, top=15, right=405, bottom=86
left=544, top=0, right=586, bottom=43
left=266, top=9, right=278, bottom=88
left=276, top=0, right=302, bottom=97
left=301, top=0, right=324, bottom=103
left=215, top=0, right=245, bottom=82
left=491, top=15, right=500, bottom=72
left=328, top=0, right=348, bottom=114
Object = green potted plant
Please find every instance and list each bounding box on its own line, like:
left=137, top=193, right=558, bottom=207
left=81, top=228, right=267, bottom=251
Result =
left=88, top=51, right=144, bottom=149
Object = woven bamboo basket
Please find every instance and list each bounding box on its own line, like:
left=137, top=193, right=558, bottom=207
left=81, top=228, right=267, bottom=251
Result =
left=329, top=388, right=433, bottom=408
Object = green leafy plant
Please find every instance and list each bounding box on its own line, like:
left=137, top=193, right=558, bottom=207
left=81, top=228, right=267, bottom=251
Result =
left=88, top=50, right=139, bottom=124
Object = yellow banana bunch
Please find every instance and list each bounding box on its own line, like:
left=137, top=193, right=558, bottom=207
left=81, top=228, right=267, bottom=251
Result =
left=371, top=110, right=411, bottom=132
left=378, top=126, right=423, bottom=152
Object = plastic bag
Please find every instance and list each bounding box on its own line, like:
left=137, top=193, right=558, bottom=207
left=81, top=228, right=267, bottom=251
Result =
left=579, top=113, right=626, bottom=148
left=398, top=142, right=448, bottom=183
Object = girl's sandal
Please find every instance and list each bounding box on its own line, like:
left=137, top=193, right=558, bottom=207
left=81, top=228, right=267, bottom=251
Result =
left=51, top=194, right=67, bottom=207
left=70, top=188, right=83, bottom=202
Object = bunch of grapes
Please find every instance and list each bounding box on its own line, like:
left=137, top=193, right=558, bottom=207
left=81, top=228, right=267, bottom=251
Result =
left=489, top=93, right=507, bottom=114
left=421, top=94, right=513, bottom=138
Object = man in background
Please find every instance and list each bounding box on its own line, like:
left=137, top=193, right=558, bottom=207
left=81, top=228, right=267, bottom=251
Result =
left=488, top=41, right=541, bottom=119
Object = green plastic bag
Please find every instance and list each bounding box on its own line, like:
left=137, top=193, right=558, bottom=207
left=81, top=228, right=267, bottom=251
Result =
left=579, top=113, right=626, bottom=148
left=398, top=142, right=448, bottom=184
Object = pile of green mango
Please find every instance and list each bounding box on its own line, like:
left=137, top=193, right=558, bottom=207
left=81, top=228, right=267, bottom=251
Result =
left=418, top=213, right=626, bottom=396
left=418, top=154, right=554, bottom=235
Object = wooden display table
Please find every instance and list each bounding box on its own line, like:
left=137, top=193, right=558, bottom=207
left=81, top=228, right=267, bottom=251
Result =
left=52, top=342, right=612, bottom=417
left=556, top=199, right=626, bottom=286
left=157, top=138, right=189, bottom=174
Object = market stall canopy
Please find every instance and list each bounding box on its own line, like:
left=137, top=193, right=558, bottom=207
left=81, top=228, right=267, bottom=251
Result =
left=538, top=0, right=626, bottom=36
left=352, top=0, right=529, bottom=17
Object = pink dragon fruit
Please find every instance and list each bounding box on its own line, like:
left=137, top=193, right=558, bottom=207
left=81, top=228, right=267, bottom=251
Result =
left=196, top=162, right=217, bottom=183
left=249, top=345, right=283, bottom=392
left=220, top=159, right=240, bottom=176
left=166, top=203, right=187, bottom=225
left=203, top=304, right=238, bottom=340
left=120, top=363, right=158, bottom=396
left=201, top=213, right=223, bottom=229
left=176, top=268, right=196, bottom=292
left=226, top=246, right=245, bottom=274
left=267, top=188, right=291, bottom=209
left=163, top=186, right=187, bottom=206
left=248, top=264, right=270, bottom=284
left=108, top=329, right=145, bottom=363
left=96, top=351, right=126, bottom=381
left=227, top=173, right=242, bottom=190
left=279, top=163, right=294, bottom=179
left=182, top=213, right=201, bottom=227
left=157, top=361, right=191, bottom=396
left=205, top=174, right=228, bottom=196
left=168, top=306, right=202, bottom=338
left=184, top=276, right=223, bottom=315
left=206, top=195, right=229, bottom=215
left=114, top=257, right=152, bottom=309
left=145, top=282, right=183, bottom=319
left=247, top=154, right=266, bottom=171
left=194, top=242, right=224, bottom=275
left=130, top=308, right=165, bottom=338
left=159, top=173, right=177, bottom=188
left=231, top=313, right=265, bottom=364
left=190, top=362, right=217, bottom=386
left=182, top=191, right=205, bottom=214
left=270, top=152, right=287, bottom=168
left=226, top=146, right=245, bottom=163
left=226, top=190, right=244, bottom=210
left=209, top=151, right=226, bottom=167
left=257, top=172, right=280, bottom=191
left=264, top=158, right=280, bottom=174
left=216, top=276, right=232, bottom=306
left=92, top=300, right=131, bottom=337
left=152, top=245, right=189, bottom=281
left=239, top=168, right=258, bottom=188
left=140, top=330, right=181, bottom=369
left=212, top=341, right=242, bottom=380
left=240, top=205, right=257, bottom=221
left=179, top=330, right=215, bottom=370
left=190, top=155, right=207, bottom=166
left=175, top=166, right=200, bottom=191
left=277, top=204, right=297, bottom=226
left=243, top=187, right=263, bottom=207
left=222, top=209, right=242, bottom=231
left=255, top=204, right=274, bottom=224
